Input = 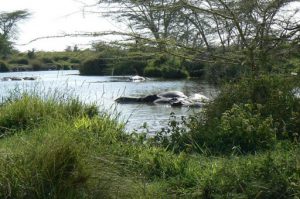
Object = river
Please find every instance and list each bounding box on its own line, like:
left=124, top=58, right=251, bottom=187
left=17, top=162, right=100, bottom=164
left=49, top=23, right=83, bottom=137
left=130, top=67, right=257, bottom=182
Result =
left=0, top=70, right=218, bottom=134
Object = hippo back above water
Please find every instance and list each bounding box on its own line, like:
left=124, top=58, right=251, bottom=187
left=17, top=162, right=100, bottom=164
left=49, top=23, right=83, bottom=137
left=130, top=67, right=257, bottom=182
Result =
left=115, top=90, right=209, bottom=108
left=157, top=91, right=187, bottom=99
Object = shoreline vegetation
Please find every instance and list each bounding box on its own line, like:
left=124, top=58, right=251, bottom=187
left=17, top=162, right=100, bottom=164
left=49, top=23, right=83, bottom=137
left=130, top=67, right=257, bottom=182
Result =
left=0, top=75, right=299, bottom=198
left=1, top=46, right=298, bottom=83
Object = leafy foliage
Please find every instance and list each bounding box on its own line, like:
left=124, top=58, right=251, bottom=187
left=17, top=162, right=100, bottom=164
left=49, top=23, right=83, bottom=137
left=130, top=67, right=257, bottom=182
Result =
left=79, top=57, right=108, bottom=75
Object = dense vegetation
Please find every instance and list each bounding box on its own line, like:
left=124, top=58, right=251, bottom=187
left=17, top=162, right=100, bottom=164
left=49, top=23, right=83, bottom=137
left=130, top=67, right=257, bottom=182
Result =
left=0, top=74, right=299, bottom=198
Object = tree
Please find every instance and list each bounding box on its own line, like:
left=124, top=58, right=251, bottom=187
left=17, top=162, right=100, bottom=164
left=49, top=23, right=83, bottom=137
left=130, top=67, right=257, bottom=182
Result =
left=97, top=0, right=184, bottom=51
left=0, top=10, right=30, bottom=57
left=182, top=0, right=300, bottom=75
left=93, top=0, right=300, bottom=76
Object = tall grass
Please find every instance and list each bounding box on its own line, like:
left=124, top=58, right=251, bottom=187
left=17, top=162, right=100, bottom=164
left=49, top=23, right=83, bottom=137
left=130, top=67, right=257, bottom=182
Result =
left=0, top=82, right=300, bottom=198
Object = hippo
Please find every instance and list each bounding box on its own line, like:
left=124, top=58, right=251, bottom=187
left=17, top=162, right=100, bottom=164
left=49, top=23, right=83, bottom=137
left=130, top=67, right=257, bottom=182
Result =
left=154, top=91, right=187, bottom=104
left=10, top=77, right=23, bottom=81
left=170, top=98, right=204, bottom=108
left=1, top=77, right=12, bottom=81
left=1, top=76, right=38, bottom=81
left=129, top=75, right=146, bottom=82
left=115, top=91, right=209, bottom=107
left=157, top=91, right=187, bottom=99
left=115, top=94, right=159, bottom=103
left=189, top=93, right=209, bottom=102
left=23, top=77, right=38, bottom=81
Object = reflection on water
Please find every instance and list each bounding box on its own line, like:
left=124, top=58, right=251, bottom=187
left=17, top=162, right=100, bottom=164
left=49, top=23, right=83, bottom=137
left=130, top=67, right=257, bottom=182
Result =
left=0, top=70, right=218, bottom=133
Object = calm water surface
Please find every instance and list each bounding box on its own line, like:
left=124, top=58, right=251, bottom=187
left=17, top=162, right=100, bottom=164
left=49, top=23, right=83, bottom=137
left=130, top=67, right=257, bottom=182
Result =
left=0, top=70, right=218, bottom=133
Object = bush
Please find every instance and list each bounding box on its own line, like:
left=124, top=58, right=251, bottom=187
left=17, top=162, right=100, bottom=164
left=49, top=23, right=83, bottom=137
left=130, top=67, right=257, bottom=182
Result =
left=8, top=58, right=29, bottom=65
left=30, top=60, right=43, bottom=71
left=41, top=57, right=53, bottom=64
left=113, top=59, right=147, bottom=75
left=183, top=59, right=206, bottom=78
left=79, top=57, right=108, bottom=75
left=63, top=64, right=72, bottom=70
left=144, top=66, right=162, bottom=77
left=206, top=62, right=247, bottom=83
left=215, top=104, right=276, bottom=153
left=143, top=55, right=189, bottom=79
left=153, top=104, right=276, bottom=154
left=0, top=61, right=9, bottom=72
left=53, top=56, right=69, bottom=61
left=161, top=66, right=189, bottom=79
left=205, top=75, right=300, bottom=139
left=57, top=63, right=72, bottom=70
left=151, top=75, right=299, bottom=154
left=69, top=58, right=81, bottom=64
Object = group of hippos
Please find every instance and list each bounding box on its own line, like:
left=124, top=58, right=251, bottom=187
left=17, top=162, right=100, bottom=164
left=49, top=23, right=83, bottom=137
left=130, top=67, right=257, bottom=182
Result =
left=115, top=91, right=210, bottom=108
left=0, top=74, right=209, bottom=107
left=1, top=76, right=38, bottom=81
left=121, top=75, right=210, bottom=107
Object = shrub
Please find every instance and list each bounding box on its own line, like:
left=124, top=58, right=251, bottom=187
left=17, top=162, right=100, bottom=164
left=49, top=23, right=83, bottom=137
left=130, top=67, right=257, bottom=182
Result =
left=205, top=75, right=300, bottom=139
left=215, top=104, right=276, bottom=153
left=161, top=66, right=189, bottom=79
left=30, top=60, right=43, bottom=71
left=144, top=66, right=162, bottom=77
left=8, top=58, right=29, bottom=65
left=57, top=63, right=72, bottom=70
left=154, top=104, right=276, bottom=154
left=41, top=57, right=53, bottom=64
left=53, top=56, right=69, bottom=61
left=206, top=62, right=247, bottom=83
left=144, top=55, right=189, bottom=78
left=183, top=59, right=206, bottom=78
left=113, top=59, right=147, bottom=75
left=79, top=57, right=108, bottom=75
left=63, top=64, right=72, bottom=70
left=69, top=58, right=81, bottom=64
left=0, top=61, right=9, bottom=72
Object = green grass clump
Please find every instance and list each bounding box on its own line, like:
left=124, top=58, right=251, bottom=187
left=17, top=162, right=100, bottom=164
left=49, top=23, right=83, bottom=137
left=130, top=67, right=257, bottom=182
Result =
left=0, top=94, right=98, bottom=137
left=0, top=92, right=136, bottom=198
left=0, top=127, right=87, bottom=198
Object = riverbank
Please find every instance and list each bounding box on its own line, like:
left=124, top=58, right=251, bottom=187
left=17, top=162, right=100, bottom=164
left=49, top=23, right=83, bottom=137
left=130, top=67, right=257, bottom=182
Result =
left=0, top=75, right=299, bottom=198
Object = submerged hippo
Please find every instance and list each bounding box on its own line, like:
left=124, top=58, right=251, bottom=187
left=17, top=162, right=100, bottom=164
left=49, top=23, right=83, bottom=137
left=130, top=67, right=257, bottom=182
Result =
left=115, top=91, right=209, bottom=107
left=115, top=94, right=159, bottom=103
left=129, top=75, right=146, bottom=82
left=1, top=76, right=38, bottom=81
